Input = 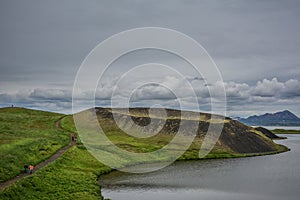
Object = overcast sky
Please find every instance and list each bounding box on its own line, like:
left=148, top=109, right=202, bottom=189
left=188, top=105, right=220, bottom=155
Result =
left=0, top=0, right=300, bottom=117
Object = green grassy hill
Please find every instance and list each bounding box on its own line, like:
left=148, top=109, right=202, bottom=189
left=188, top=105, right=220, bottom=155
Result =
left=0, top=107, right=69, bottom=183
left=0, top=107, right=110, bottom=199
left=92, top=107, right=287, bottom=156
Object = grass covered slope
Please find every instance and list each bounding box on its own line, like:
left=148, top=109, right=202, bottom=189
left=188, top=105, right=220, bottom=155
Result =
left=103, top=107, right=285, bottom=151
left=0, top=107, right=69, bottom=183
left=272, top=129, right=300, bottom=134
left=0, top=146, right=111, bottom=200
left=78, top=107, right=287, bottom=163
left=1, top=110, right=110, bottom=200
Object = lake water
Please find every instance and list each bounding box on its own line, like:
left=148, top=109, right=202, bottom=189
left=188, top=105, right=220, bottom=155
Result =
left=100, top=134, right=300, bottom=200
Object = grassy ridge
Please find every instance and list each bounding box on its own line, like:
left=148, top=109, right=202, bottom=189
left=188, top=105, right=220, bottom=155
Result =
left=0, top=107, right=69, bottom=183
left=272, top=129, right=300, bottom=134
left=0, top=108, right=110, bottom=199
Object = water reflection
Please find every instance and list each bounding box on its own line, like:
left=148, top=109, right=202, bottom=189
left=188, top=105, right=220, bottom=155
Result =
left=100, top=135, right=300, bottom=200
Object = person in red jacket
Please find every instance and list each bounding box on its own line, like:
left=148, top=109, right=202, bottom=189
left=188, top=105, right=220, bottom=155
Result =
left=29, top=164, right=34, bottom=174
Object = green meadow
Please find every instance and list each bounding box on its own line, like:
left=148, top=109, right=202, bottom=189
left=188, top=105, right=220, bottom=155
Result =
left=0, top=107, right=69, bottom=183
left=0, top=108, right=110, bottom=199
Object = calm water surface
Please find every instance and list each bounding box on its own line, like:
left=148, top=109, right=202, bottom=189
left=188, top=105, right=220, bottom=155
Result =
left=100, top=134, right=300, bottom=200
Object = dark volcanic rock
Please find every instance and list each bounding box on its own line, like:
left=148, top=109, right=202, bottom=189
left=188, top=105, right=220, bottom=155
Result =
left=255, top=127, right=280, bottom=139
left=219, top=121, right=276, bottom=153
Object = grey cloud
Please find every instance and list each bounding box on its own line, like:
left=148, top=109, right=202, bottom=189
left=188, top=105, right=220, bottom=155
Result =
left=224, top=82, right=250, bottom=99
left=1, top=77, right=300, bottom=116
left=251, top=78, right=284, bottom=97
left=1, top=0, right=300, bottom=116
left=251, top=78, right=300, bottom=99
left=0, top=88, right=72, bottom=113
left=186, top=76, right=206, bottom=82
left=75, top=76, right=300, bottom=114
left=1, top=0, right=300, bottom=89
left=281, top=79, right=300, bottom=98
left=131, top=84, right=176, bottom=101
left=206, top=78, right=300, bottom=111
left=29, top=88, right=71, bottom=101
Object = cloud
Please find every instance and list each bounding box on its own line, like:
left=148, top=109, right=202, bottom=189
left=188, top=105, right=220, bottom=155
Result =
left=251, top=78, right=300, bottom=99
left=0, top=88, right=72, bottom=113
left=1, top=0, right=300, bottom=89
left=1, top=0, right=300, bottom=117
left=29, top=88, right=71, bottom=101
left=251, top=78, right=284, bottom=97
left=131, top=84, right=176, bottom=101
left=224, top=81, right=250, bottom=100
left=1, top=77, right=300, bottom=116
left=281, top=79, right=300, bottom=98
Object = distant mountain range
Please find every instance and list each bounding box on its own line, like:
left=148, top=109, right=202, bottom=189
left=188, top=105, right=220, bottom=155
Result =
left=237, top=110, right=300, bottom=126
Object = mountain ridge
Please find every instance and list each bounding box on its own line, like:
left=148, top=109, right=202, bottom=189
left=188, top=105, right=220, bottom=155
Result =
left=238, top=110, right=300, bottom=126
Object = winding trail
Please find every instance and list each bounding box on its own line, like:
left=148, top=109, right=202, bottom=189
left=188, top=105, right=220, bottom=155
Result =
left=0, top=117, right=76, bottom=191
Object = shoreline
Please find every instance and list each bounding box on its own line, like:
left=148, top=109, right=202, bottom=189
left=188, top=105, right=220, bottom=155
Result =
left=97, top=143, right=289, bottom=193
left=272, top=129, right=300, bottom=134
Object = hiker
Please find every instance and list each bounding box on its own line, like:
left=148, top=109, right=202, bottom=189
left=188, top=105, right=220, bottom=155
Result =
left=24, top=164, right=28, bottom=173
left=71, top=135, right=75, bottom=142
left=29, top=164, right=34, bottom=174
